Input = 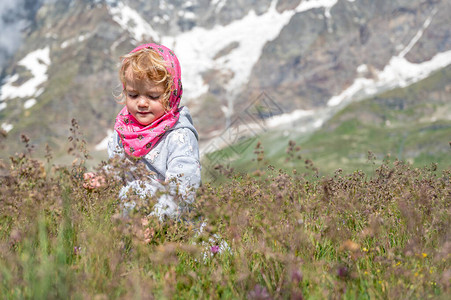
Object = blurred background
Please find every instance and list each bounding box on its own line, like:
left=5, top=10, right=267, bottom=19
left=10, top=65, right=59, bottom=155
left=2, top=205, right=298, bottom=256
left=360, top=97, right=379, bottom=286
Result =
left=0, top=0, right=450, bottom=175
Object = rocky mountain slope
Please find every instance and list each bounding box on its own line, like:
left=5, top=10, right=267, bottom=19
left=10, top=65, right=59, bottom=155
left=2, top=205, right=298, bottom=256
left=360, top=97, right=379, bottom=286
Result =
left=0, top=0, right=450, bottom=165
left=207, top=64, right=451, bottom=179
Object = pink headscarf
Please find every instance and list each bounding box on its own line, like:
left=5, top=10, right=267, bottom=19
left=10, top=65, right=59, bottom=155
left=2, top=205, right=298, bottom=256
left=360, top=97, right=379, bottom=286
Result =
left=114, top=43, right=183, bottom=157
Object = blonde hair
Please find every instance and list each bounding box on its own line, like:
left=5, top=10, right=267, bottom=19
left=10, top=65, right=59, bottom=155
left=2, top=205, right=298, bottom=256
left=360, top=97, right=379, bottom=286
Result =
left=118, top=48, right=173, bottom=110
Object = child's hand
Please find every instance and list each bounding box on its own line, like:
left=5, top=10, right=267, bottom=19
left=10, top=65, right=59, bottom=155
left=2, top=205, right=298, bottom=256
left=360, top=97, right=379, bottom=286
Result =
left=83, top=172, right=106, bottom=189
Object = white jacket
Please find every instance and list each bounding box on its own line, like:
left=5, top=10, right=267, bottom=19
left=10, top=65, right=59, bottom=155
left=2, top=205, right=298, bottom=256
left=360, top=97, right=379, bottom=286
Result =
left=107, top=106, right=201, bottom=218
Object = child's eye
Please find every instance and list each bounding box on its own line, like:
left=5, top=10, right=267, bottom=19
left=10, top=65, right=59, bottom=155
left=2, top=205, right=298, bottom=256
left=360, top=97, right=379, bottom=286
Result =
left=148, top=94, right=161, bottom=100
left=127, top=93, right=138, bottom=99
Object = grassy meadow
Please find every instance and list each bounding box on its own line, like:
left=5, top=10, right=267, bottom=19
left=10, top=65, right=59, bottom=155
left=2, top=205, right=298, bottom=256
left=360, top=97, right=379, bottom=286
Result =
left=0, top=122, right=450, bottom=299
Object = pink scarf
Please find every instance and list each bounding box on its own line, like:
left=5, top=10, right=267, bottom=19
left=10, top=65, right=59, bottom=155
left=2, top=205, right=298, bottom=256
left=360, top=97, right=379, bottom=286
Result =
left=114, top=43, right=182, bottom=157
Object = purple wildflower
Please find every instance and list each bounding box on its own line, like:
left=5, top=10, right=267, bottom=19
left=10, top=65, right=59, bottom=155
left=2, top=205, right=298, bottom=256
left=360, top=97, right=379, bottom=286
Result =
left=210, top=245, right=220, bottom=254
left=74, top=246, right=81, bottom=256
left=337, top=265, right=349, bottom=279
left=248, top=284, right=271, bottom=300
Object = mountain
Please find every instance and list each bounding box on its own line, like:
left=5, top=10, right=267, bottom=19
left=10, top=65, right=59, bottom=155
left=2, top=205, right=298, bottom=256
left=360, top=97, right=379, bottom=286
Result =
left=0, top=0, right=450, bottom=168
left=0, top=0, right=45, bottom=71
left=204, top=64, right=451, bottom=179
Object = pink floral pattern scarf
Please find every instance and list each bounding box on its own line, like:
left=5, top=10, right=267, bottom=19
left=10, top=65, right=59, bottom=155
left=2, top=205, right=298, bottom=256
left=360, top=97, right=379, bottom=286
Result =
left=114, top=43, right=183, bottom=157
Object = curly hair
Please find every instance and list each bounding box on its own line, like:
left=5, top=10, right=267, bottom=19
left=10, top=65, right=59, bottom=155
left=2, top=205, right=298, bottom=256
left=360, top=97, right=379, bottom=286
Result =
left=117, top=47, right=174, bottom=110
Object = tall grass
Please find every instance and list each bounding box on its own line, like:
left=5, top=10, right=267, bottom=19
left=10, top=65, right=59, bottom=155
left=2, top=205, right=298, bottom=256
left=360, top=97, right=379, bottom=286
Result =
left=0, top=124, right=449, bottom=299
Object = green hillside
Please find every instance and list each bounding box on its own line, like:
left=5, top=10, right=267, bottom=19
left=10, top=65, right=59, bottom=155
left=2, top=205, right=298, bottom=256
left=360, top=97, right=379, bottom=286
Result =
left=203, top=66, right=451, bottom=180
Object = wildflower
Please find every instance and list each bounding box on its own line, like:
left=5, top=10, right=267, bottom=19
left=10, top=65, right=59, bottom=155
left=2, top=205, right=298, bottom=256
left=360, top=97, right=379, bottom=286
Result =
left=210, top=245, right=220, bottom=254
left=248, top=284, right=271, bottom=300
left=74, top=246, right=81, bottom=255
left=362, top=247, right=368, bottom=252
left=422, top=252, right=427, bottom=258
left=337, top=265, right=349, bottom=279
left=291, top=269, right=303, bottom=284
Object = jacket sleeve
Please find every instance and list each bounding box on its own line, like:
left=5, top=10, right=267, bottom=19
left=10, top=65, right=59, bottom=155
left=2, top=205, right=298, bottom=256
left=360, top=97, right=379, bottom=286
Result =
left=152, top=128, right=202, bottom=217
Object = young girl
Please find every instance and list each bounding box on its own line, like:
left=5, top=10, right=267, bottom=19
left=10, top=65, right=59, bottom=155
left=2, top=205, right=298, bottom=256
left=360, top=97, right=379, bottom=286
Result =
left=87, top=43, right=201, bottom=219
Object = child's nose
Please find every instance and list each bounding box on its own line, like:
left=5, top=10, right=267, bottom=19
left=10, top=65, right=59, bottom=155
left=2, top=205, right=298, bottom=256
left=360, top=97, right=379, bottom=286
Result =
left=137, top=96, right=149, bottom=107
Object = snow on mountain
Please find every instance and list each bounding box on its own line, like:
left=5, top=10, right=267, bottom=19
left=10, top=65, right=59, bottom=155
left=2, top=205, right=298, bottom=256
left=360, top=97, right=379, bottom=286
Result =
left=107, top=1, right=160, bottom=44
left=95, top=129, right=113, bottom=151
left=203, top=41, right=451, bottom=154
left=211, top=0, right=227, bottom=14
left=61, top=33, right=92, bottom=49
left=328, top=9, right=451, bottom=107
left=0, top=0, right=45, bottom=70
left=250, top=8, right=451, bottom=138
left=1, top=123, right=13, bottom=133
left=199, top=0, right=451, bottom=153
left=323, top=49, right=451, bottom=109
left=266, top=109, right=315, bottom=128
left=162, top=0, right=341, bottom=103
left=23, top=98, right=37, bottom=109
left=0, top=47, right=50, bottom=105
left=295, top=0, right=338, bottom=15
left=103, top=0, right=343, bottom=103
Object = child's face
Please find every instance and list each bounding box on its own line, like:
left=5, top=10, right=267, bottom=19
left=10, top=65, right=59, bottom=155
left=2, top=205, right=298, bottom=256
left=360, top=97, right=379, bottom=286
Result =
left=124, top=69, right=166, bottom=126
